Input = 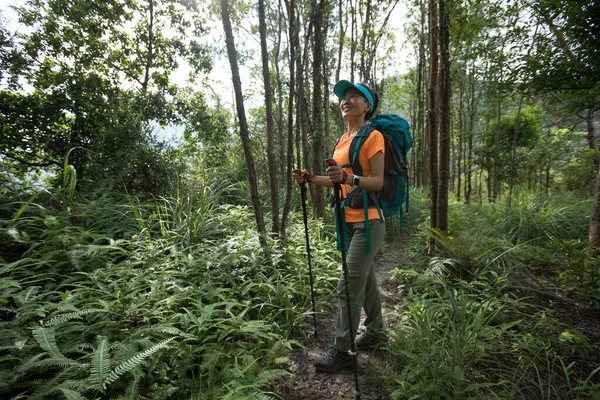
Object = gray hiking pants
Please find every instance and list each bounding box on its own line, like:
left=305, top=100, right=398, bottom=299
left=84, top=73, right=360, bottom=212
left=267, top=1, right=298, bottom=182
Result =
left=334, top=219, right=386, bottom=352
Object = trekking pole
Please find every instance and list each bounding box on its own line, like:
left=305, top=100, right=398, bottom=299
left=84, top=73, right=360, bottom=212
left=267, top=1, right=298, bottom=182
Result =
left=293, top=169, right=318, bottom=337
left=325, top=158, right=361, bottom=400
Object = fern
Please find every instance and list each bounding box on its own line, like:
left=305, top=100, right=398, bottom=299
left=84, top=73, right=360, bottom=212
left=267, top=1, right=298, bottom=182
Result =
left=45, top=309, right=107, bottom=327
left=32, top=326, right=64, bottom=359
left=102, top=337, right=175, bottom=388
left=89, top=336, right=110, bottom=386
left=132, top=324, right=191, bottom=339
left=123, top=373, right=141, bottom=400
left=59, top=387, right=89, bottom=400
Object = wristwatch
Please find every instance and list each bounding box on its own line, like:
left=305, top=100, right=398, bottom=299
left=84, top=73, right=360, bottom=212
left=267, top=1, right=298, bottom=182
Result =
left=352, top=175, right=360, bottom=188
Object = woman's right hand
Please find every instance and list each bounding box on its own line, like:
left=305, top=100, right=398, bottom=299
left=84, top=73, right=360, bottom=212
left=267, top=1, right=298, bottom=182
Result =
left=292, top=169, right=314, bottom=184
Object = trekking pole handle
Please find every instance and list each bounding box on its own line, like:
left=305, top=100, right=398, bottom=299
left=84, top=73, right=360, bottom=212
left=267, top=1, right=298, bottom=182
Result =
left=325, top=159, right=340, bottom=190
left=325, top=159, right=348, bottom=185
left=293, top=169, right=315, bottom=183
left=293, top=169, right=308, bottom=201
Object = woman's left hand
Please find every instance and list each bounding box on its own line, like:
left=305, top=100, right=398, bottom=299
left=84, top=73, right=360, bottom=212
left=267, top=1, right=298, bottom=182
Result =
left=326, top=165, right=348, bottom=184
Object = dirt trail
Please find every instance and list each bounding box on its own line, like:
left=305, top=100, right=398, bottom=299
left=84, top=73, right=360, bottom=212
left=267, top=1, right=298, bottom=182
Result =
left=272, top=246, right=403, bottom=400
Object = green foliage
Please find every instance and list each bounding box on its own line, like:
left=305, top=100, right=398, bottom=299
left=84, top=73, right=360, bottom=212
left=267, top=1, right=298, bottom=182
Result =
left=496, top=190, right=591, bottom=244
left=0, top=170, right=342, bottom=398
left=561, top=147, right=598, bottom=195
left=523, top=0, right=600, bottom=112
left=479, top=104, right=545, bottom=184
left=388, top=188, right=599, bottom=399
left=546, top=239, right=600, bottom=308
left=386, top=187, right=430, bottom=240
left=1, top=0, right=219, bottom=194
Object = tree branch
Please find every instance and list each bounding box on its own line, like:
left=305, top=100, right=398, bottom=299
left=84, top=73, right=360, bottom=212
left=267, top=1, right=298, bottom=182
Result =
left=1, top=151, right=60, bottom=168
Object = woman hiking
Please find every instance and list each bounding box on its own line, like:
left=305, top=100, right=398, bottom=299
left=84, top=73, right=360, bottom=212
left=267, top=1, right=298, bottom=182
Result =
left=293, top=80, right=387, bottom=372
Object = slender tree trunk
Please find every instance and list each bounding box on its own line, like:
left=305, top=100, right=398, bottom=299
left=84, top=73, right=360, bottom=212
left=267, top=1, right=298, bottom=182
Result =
left=322, top=3, right=331, bottom=148
left=590, top=168, right=600, bottom=248
left=142, top=0, right=154, bottom=93
left=310, top=0, right=327, bottom=219
left=587, top=108, right=599, bottom=171
left=416, top=0, right=426, bottom=187
left=493, top=94, right=501, bottom=201
left=299, top=15, right=312, bottom=183
left=427, top=0, right=439, bottom=229
left=588, top=108, right=600, bottom=247
left=282, top=0, right=297, bottom=234
left=457, top=74, right=464, bottom=202
left=275, top=0, right=286, bottom=192
left=220, top=0, right=267, bottom=241
left=450, top=123, right=455, bottom=194
left=410, top=72, right=418, bottom=186
left=258, top=0, right=280, bottom=234
left=335, top=0, right=345, bottom=84
left=478, top=168, right=483, bottom=205
left=350, top=0, right=357, bottom=81
left=465, top=67, right=476, bottom=204
left=360, top=0, right=371, bottom=80
left=436, top=0, right=450, bottom=232
left=508, top=94, right=525, bottom=208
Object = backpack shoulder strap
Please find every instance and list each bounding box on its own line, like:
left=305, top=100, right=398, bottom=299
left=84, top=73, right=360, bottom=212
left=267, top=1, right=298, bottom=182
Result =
left=346, top=124, right=376, bottom=175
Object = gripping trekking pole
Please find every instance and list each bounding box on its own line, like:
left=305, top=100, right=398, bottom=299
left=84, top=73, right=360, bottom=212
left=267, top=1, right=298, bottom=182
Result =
left=293, top=169, right=318, bottom=337
left=325, top=158, right=361, bottom=400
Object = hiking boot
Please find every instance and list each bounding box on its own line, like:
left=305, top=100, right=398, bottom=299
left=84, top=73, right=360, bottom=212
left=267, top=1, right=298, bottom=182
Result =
left=355, top=329, right=386, bottom=351
left=314, top=344, right=355, bottom=372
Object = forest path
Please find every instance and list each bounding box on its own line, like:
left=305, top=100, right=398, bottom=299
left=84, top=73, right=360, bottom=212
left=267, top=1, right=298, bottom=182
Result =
left=271, top=243, right=404, bottom=400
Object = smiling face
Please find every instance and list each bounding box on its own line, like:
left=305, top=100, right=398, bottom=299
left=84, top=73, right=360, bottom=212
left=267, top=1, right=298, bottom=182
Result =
left=340, top=88, right=372, bottom=121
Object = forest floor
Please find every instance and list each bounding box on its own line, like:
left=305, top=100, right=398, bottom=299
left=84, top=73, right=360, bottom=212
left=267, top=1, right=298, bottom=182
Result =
left=271, top=244, right=403, bottom=400
left=270, top=242, right=600, bottom=400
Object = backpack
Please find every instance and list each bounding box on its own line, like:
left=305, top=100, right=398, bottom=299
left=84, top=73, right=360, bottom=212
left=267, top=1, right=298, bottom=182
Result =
left=333, top=114, right=413, bottom=251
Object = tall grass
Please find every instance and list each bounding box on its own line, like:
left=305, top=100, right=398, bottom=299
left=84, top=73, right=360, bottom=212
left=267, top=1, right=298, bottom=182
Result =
left=496, top=190, right=591, bottom=244
left=387, top=188, right=600, bottom=399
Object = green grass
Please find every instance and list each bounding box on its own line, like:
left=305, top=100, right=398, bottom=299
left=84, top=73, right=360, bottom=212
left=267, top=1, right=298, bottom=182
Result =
left=387, top=188, right=600, bottom=399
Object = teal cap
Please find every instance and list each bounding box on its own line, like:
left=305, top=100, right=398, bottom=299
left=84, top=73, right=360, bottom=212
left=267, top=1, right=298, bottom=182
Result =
left=333, top=80, right=374, bottom=114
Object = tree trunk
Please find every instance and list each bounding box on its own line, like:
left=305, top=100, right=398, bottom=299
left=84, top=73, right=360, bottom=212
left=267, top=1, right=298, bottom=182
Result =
left=436, top=0, right=450, bottom=232
left=142, top=0, right=154, bottom=93
left=588, top=108, right=600, bottom=247
left=508, top=94, right=525, bottom=208
left=274, top=0, right=286, bottom=200
left=310, top=0, right=327, bottom=219
left=416, top=0, right=426, bottom=187
left=360, top=0, right=371, bottom=80
left=350, top=0, right=357, bottom=81
left=587, top=108, right=599, bottom=171
left=590, top=168, right=600, bottom=248
left=220, top=0, right=267, bottom=241
left=427, top=0, right=439, bottom=229
left=493, top=94, right=501, bottom=201
left=465, top=67, right=476, bottom=204
left=457, top=76, right=463, bottom=202
left=258, top=0, right=280, bottom=234
left=545, top=162, right=550, bottom=192
left=281, top=0, right=297, bottom=234
left=335, top=0, right=345, bottom=84
left=298, top=14, right=312, bottom=192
